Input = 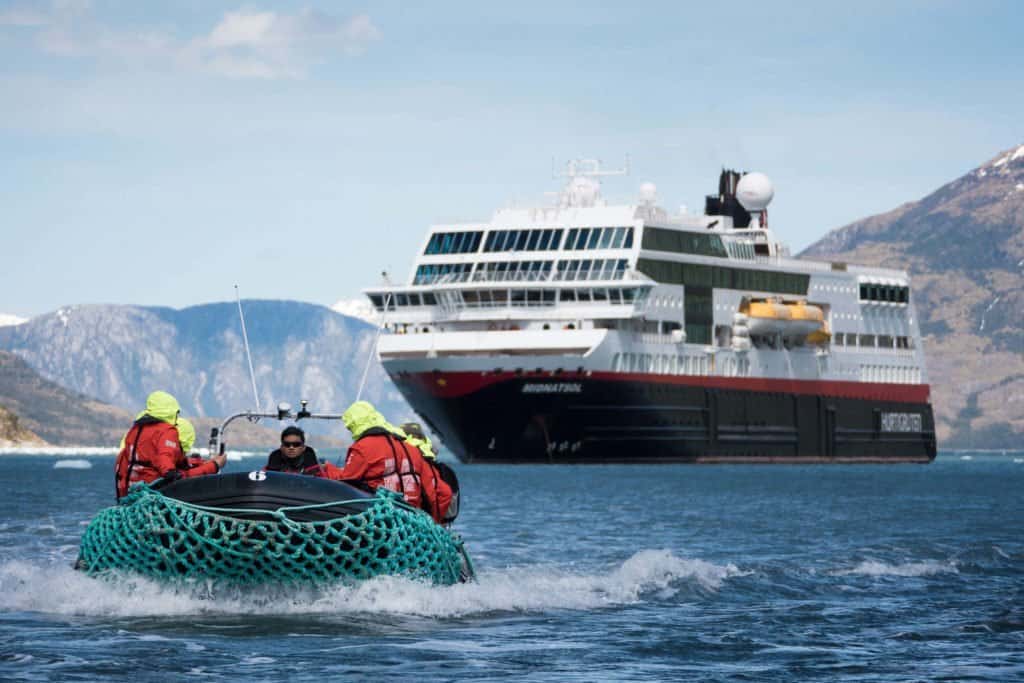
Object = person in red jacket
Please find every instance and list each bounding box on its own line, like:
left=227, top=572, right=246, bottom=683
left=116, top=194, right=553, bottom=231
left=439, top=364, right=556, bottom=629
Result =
left=114, top=391, right=226, bottom=499
left=321, top=401, right=451, bottom=524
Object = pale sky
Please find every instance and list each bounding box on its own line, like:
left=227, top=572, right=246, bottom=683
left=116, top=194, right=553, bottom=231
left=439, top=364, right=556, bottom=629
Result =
left=2, top=1, right=1022, bottom=318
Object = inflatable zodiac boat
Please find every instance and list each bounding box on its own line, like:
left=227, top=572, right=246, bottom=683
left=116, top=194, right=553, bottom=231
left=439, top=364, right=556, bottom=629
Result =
left=76, top=402, right=473, bottom=586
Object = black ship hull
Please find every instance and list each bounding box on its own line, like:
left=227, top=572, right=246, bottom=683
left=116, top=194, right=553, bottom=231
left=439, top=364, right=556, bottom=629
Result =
left=390, top=371, right=937, bottom=464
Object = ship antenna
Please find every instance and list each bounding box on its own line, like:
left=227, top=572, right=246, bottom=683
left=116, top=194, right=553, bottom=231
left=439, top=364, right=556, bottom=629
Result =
left=235, top=285, right=261, bottom=412
left=356, top=271, right=392, bottom=402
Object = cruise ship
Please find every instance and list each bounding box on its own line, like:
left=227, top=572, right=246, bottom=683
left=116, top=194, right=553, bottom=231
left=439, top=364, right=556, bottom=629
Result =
left=364, top=161, right=937, bottom=463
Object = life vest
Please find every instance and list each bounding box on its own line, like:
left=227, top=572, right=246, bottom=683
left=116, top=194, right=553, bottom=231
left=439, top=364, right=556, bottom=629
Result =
left=264, top=447, right=320, bottom=474
left=114, top=417, right=182, bottom=499
left=431, top=461, right=460, bottom=524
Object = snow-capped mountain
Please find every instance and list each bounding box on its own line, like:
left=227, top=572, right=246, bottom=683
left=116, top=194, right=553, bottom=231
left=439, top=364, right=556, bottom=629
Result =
left=0, top=301, right=411, bottom=437
left=802, top=142, right=1024, bottom=448
left=0, top=314, right=27, bottom=327
left=331, top=297, right=380, bottom=325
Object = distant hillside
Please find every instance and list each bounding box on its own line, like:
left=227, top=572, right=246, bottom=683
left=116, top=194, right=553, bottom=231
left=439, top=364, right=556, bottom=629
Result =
left=802, top=144, right=1024, bottom=447
left=0, top=300, right=409, bottom=441
left=0, top=350, right=131, bottom=446
left=0, top=404, right=46, bottom=447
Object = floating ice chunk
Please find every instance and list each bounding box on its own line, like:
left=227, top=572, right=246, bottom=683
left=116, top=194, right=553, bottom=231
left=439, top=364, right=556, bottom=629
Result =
left=53, top=459, right=93, bottom=470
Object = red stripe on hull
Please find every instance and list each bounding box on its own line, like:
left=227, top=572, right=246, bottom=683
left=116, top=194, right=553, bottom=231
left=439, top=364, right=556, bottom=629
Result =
left=395, top=370, right=931, bottom=404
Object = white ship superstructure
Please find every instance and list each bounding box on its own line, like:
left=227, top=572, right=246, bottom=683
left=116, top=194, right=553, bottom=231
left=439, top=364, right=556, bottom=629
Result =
left=364, top=161, right=936, bottom=463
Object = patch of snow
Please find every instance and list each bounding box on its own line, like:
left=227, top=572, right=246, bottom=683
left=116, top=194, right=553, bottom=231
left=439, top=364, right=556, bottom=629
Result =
left=977, top=169, right=987, bottom=177
left=1013, top=144, right=1024, bottom=161
left=1016, top=183, right=1024, bottom=192
left=0, top=313, right=27, bottom=327
left=331, top=297, right=380, bottom=325
left=56, top=308, right=70, bottom=327
left=979, top=296, right=1000, bottom=332
left=994, top=154, right=1011, bottom=168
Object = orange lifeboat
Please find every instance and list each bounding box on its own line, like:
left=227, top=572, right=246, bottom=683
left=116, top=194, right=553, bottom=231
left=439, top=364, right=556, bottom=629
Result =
left=740, top=298, right=826, bottom=339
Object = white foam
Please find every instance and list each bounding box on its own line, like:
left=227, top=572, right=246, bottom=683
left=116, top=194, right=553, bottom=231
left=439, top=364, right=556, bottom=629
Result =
left=0, top=550, right=739, bottom=619
left=0, top=447, right=117, bottom=456
left=835, top=559, right=958, bottom=577
left=53, top=459, right=93, bottom=470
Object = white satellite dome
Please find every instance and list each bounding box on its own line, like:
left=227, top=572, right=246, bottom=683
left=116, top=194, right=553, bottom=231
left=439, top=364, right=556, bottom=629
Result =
left=639, top=182, right=657, bottom=203
left=736, top=172, right=774, bottom=211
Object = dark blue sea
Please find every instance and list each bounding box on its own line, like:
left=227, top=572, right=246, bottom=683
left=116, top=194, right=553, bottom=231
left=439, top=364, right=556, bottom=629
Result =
left=1, top=452, right=1022, bottom=682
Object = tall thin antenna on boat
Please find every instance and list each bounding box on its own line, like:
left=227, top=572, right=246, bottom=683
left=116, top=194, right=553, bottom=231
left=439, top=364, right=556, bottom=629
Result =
left=356, top=272, right=392, bottom=402
left=235, top=285, right=261, bottom=412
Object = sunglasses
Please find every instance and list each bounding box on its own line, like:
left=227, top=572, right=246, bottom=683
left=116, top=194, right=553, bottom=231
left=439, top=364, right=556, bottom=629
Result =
left=282, top=441, right=304, bottom=448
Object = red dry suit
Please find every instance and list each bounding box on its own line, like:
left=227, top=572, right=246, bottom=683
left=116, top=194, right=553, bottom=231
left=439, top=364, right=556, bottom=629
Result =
left=321, top=427, right=451, bottom=523
left=115, top=417, right=219, bottom=499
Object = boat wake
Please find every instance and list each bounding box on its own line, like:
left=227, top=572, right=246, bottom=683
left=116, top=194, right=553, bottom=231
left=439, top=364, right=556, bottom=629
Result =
left=0, top=550, right=738, bottom=619
left=833, top=559, right=959, bottom=577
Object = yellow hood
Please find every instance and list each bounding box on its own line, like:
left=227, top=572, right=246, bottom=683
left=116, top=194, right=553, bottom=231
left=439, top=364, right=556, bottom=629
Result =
left=176, top=418, right=196, bottom=454
left=144, top=391, right=180, bottom=424
left=342, top=401, right=388, bottom=439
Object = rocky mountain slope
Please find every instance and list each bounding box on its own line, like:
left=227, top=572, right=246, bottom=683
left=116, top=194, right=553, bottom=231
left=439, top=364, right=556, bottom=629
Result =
left=802, top=144, right=1024, bottom=447
left=0, top=300, right=408, bottom=442
left=0, top=404, right=47, bottom=447
left=0, top=350, right=131, bottom=445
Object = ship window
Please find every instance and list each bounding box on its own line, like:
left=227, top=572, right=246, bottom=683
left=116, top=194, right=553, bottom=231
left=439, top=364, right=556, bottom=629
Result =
left=424, top=231, right=483, bottom=255
left=834, top=332, right=844, bottom=346
left=510, top=289, right=526, bottom=305
left=527, top=230, right=541, bottom=251
left=611, top=227, right=626, bottom=248
left=575, top=228, right=590, bottom=250
left=878, top=335, right=894, bottom=348
left=592, top=288, right=608, bottom=302
left=608, top=289, right=622, bottom=304
left=550, top=229, right=564, bottom=250
left=621, top=288, right=636, bottom=303
left=587, top=228, right=601, bottom=249
left=624, top=227, right=634, bottom=248
left=600, top=228, right=614, bottom=249
left=565, top=228, right=579, bottom=250
left=560, top=289, right=576, bottom=302
left=421, top=292, right=436, bottom=305
left=408, top=294, right=421, bottom=306
left=512, top=231, right=527, bottom=251
left=462, top=290, right=479, bottom=305
left=538, top=229, right=552, bottom=250
left=576, top=289, right=592, bottom=302
left=859, top=334, right=875, bottom=347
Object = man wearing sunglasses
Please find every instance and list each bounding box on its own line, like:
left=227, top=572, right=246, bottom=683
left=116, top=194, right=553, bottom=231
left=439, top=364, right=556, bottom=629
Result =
left=264, top=426, right=320, bottom=474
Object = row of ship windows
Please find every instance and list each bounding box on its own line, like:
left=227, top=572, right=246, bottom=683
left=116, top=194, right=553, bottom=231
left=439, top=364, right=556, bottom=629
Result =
left=611, top=353, right=751, bottom=377
left=834, top=333, right=914, bottom=350
left=613, top=352, right=712, bottom=375
left=424, top=227, right=636, bottom=255
left=413, top=259, right=629, bottom=284
left=860, top=284, right=909, bottom=304
left=369, top=287, right=648, bottom=310
left=860, top=365, right=921, bottom=384
left=636, top=258, right=810, bottom=296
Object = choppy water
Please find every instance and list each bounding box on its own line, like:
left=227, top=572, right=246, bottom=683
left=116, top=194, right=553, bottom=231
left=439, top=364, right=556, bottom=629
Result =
left=1, top=453, right=1022, bottom=682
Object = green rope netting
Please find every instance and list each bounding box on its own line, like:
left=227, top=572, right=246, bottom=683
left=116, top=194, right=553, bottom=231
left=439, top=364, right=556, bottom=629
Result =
left=77, top=485, right=471, bottom=586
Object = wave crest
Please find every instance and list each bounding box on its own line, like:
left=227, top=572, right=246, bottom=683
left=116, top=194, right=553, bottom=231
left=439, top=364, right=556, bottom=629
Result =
left=0, top=550, right=737, bottom=619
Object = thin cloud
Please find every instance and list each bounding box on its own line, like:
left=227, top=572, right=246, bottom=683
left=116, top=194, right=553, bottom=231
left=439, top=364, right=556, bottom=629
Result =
left=188, top=8, right=382, bottom=79
left=1, top=2, right=381, bottom=79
